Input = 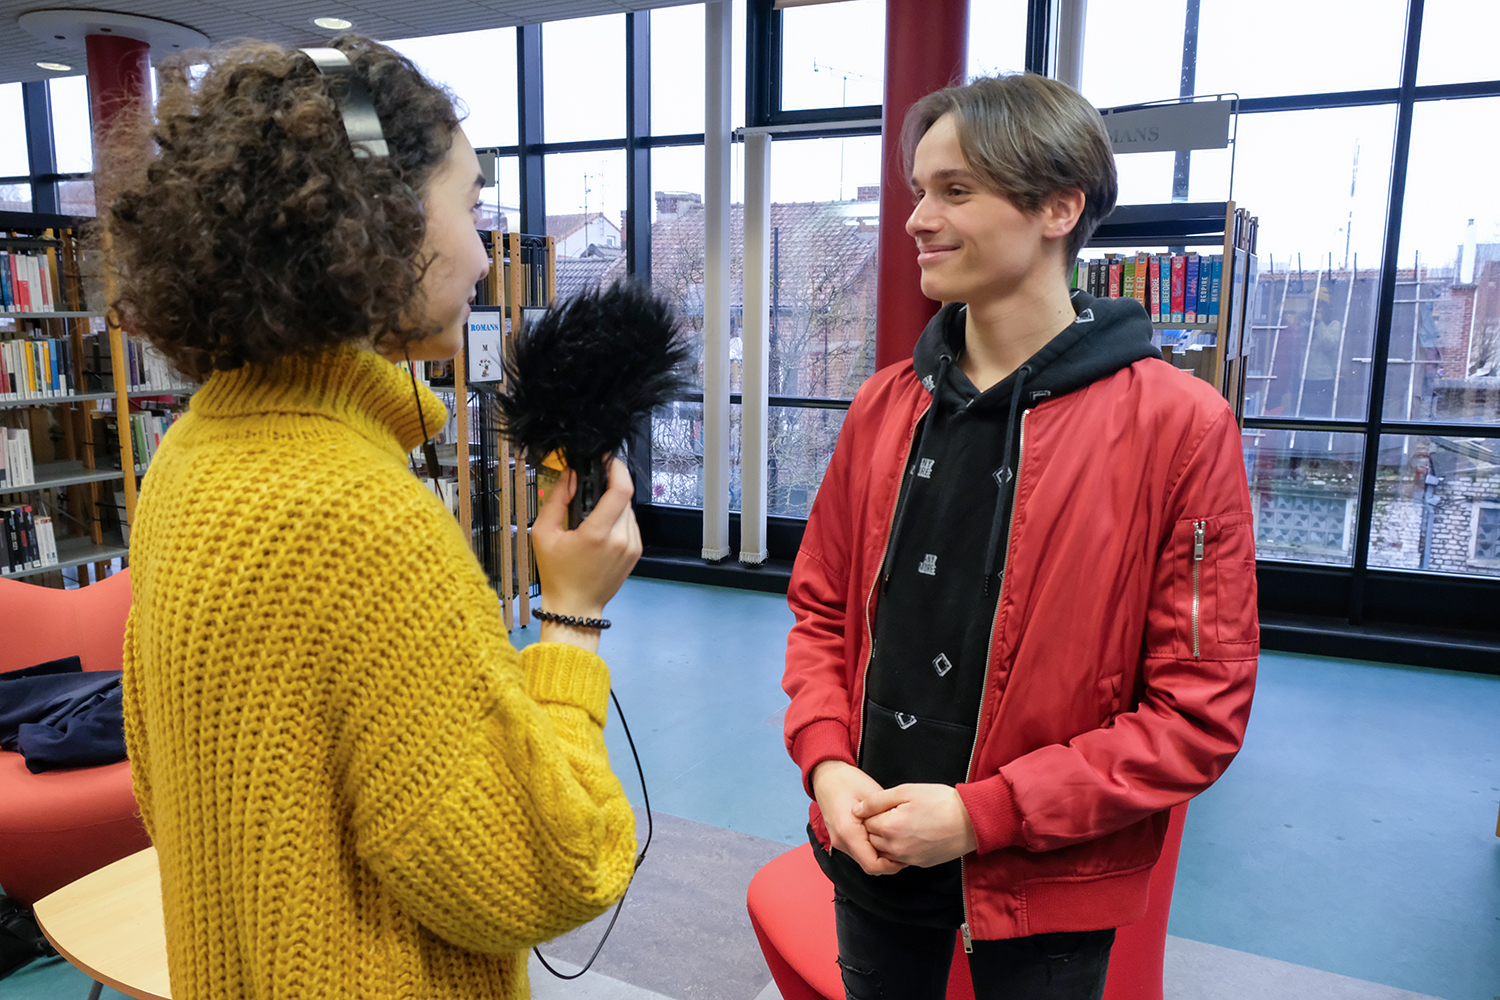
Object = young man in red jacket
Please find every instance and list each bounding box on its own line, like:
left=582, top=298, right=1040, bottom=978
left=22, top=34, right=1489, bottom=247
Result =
left=782, top=74, right=1258, bottom=1000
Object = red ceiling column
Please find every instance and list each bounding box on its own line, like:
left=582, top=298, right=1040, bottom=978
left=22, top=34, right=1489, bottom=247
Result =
left=874, top=0, right=968, bottom=371
left=85, top=33, right=151, bottom=145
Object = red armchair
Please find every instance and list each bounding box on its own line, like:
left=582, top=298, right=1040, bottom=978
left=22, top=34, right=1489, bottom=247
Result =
left=0, top=570, right=151, bottom=906
left=747, top=803, right=1188, bottom=1000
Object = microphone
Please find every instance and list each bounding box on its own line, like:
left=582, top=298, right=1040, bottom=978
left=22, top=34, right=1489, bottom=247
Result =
left=497, top=281, right=690, bottom=528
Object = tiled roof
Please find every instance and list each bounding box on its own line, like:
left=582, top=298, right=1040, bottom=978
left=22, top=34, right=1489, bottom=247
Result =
left=556, top=257, right=616, bottom=301
left=597, top=199, right=880, bottom=312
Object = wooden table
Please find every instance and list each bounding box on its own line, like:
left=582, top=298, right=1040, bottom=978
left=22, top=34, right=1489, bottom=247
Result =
left=32, top=846, right=171, bottom=1000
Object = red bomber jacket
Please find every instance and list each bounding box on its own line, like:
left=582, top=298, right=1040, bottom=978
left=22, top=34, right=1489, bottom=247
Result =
left=782, top=352, right=1259, bottom=942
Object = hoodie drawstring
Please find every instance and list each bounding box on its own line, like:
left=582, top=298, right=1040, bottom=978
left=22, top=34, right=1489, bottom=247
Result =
left=880, top=353, right=951, bottom=593
left=983, top=364, right=1030, bottom=596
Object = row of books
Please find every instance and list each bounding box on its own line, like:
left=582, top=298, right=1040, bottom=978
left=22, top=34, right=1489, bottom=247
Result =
left=130, top=410, right=183, bottom=474
left=0, top=248, right=65, bottom=313
left=0, top=504, right=59, bottom=575
left=126, top=339, right=191, bottom=393
left=424, top=474, right=461, bottom=516
left=1, top=336, right=75, bottom=400
left=1073, top=253, right=1224, bottom=326
left=1, top=426, right=35, bottom=488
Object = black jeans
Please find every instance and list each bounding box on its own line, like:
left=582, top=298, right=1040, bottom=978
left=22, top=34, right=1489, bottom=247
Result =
left=834, top=895, right=1115, bottom=1000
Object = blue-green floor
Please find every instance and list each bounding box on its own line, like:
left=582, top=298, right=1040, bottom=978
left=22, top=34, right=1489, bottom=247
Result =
left=570, top=578, right=1500, bottom=1000
left=6, top=576, right=1498, bottom=1000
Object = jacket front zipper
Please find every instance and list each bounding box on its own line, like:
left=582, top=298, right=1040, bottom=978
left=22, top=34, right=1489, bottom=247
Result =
left=959, top=408, right=1029, bottom=952
left=1191, top=521, right=1205, bottom=659
left=856, top=400, right=932, bottom=766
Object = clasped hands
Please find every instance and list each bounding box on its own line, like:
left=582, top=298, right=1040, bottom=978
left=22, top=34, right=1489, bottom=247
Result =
left=810, top=759, right=978, bottom=876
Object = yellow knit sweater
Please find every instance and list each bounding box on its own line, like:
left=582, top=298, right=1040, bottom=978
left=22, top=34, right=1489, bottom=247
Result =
left=121, top=346, right=636, bottom=999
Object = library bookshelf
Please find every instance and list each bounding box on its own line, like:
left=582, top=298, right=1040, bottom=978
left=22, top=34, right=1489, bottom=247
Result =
left=1080, top=201, right=1259, bottom=422
left=425, top=230, right=556, bottom=629
left=1, top=212, right=125, bottom=582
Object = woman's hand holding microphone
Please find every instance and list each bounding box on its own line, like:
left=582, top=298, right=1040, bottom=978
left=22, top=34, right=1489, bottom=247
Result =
left=529, top=457, right=641, bottom=654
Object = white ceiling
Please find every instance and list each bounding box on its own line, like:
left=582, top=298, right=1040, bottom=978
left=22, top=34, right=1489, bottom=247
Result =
left=1, top=0, right=698, bottom=86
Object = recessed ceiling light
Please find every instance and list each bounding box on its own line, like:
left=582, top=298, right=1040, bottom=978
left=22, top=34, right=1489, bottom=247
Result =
left=37, top=62, right=71, bottom=72
left=313, top=17, right=352, bottom=30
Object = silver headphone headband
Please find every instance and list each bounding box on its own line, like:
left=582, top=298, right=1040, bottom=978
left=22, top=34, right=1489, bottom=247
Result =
left=299, top=47, right=390, bottom=159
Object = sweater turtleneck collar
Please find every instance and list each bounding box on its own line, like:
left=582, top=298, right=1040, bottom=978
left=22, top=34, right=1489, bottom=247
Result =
left=188, top=346, right=449, bottom=457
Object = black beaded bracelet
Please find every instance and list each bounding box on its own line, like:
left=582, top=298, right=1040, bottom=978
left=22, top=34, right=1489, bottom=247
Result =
left=533, top=608, right=612, bottom=630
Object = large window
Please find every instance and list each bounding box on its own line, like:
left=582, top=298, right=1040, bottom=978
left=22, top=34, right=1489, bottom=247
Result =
left=386, top=28, right=518, bottom=148
left=0, top=83, right=27, bottom=177
left=779, top=0, right=885, bottom=111
left=48, top=75, right=92, bottom=176
left=543, top=14, right=625, bottom=143
left=1132, top=0, right=1500, bottom=616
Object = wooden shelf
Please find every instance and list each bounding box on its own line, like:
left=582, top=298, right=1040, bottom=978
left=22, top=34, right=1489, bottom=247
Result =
left=1, top=460, right=125, bottom=496
left=0, top=536, right=130, bottom=580
left=0, top=311, right=101, bottom=319
left=0, top=391, right=118, bottom=409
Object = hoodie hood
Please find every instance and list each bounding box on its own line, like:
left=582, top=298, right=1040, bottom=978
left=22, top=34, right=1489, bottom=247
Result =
left=880, top=289, right=1160, bottom=595
left=912, top=289, right=1160, bottom=411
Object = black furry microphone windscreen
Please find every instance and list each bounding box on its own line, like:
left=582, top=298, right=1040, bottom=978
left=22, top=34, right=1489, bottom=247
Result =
left=497, top=281, right=690, bottom=528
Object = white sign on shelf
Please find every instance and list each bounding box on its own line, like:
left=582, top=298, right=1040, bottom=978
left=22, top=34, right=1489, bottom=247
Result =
left=1100, top=99, right=1233, bottom=156
left=467, top=309, right=504, bottom=384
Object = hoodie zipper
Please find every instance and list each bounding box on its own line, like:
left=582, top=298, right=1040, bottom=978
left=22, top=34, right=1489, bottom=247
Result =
left=1191, top=521, right=1206, bottom=659
left=857, top=399, right=933, bottom=766
left=959, top=407, right=1029, bottom=952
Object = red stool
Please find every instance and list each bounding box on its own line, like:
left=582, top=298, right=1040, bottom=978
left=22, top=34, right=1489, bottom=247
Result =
left=0, top=570, right=151, bottom=905
left=747, top=803, right=1187, bottom=1000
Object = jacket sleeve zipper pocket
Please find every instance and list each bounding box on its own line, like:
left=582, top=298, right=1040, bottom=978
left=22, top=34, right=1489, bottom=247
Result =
left=1192, top=520, right=1205, bottom=659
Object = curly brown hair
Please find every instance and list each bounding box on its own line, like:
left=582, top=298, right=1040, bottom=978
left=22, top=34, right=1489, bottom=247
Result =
left=104, top=35, right=461, bottom=380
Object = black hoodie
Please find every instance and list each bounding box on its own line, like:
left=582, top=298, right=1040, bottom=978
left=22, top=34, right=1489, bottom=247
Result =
left=815, top=290, right=1160, bottom=927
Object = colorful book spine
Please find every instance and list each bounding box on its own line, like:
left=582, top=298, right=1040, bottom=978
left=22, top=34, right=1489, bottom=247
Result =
left=1209, top=255, right=1224, bottom=325
left=1133, top=253, right=1150, bottom=307
left=1108, top=261, right=1122, bottom=299
left=1123, top=257, right=1136, bottom=301
left=1184, top=253, right=1200, bottom=323
left=1170, top=256, right=1186, bottom=324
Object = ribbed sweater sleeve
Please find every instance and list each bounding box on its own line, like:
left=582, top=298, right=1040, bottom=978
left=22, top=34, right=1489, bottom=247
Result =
left=340, top=511, right=637, bottom=956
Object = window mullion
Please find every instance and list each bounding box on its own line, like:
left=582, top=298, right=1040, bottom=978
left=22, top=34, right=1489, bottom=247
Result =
left=1349, top=0, right=1426, bottom=622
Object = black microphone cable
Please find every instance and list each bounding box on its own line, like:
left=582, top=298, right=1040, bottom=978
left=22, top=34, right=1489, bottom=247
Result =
left=532, top=685, right=653, bottom=980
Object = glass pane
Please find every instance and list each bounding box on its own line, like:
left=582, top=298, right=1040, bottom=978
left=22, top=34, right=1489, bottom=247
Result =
left=780, top=0, right=885, bottom=112
left=49, top=75, right=92, bottom=174
left=652, top=400, right=704, bottom=507
left=1419, top=0, right=1500, bottom=86
left=0, top=83, right=27, bottom=176
left=1388, top=97, right=1500, bottom=426
left=1230, top=106, right=1398, bottom=421
left=1243, top=264, right=1378, bottom=421
left=1082, top=1, right=1186, bottom=109
left=545, top=149, right=627, bottom=299
left=967, top=0, right=1026, bottom=80
left=767, top=405, right=846, bottom=518
left=1196, top=0, right=1405, bottom=99
left=544, top=14, right=625, bottom=142
left=1368, top=434, right=1500, bottom=579
left=478, top=156, right=520, bottom=234
left=58, top=179, right=94, bottom=217
left=0, top=184, right=30, bottom=212
left=650, top=146, right=709, bottom=391
left=769, top=136, right=881, bottom=399
left=386, top=28, right=518, bottom=148
left=651, top=3, right=704, bottom=135
left=1243, top=428, right=1365, bottom=567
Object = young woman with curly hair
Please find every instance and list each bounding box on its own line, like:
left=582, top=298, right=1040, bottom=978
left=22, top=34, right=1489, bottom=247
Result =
left=109, top=35, right=641, bottom=1000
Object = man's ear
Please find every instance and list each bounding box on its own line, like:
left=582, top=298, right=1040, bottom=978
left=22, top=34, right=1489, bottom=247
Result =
left=1041, top=188, right=1086, bottom=240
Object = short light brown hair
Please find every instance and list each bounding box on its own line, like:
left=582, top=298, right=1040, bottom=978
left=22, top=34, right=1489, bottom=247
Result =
left=902, top=73, right=1117, bottom=264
